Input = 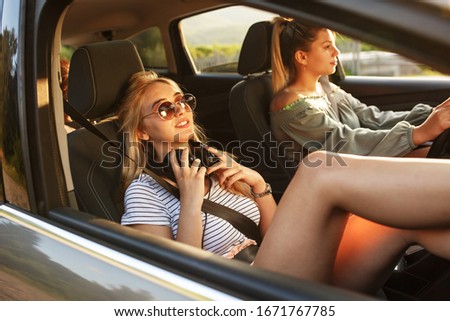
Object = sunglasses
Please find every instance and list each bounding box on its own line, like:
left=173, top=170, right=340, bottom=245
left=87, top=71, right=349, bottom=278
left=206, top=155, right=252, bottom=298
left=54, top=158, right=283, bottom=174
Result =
left=142, top=93, right=196, bottom=121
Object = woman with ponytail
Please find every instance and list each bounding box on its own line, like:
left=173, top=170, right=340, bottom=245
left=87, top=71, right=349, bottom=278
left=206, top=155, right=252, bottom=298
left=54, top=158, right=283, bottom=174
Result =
left=269, top=17, right=450, bottom=163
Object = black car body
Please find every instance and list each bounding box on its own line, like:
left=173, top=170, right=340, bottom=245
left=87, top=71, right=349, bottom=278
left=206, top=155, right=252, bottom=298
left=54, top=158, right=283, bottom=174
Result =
left=1, top=0, right=450, bottom=300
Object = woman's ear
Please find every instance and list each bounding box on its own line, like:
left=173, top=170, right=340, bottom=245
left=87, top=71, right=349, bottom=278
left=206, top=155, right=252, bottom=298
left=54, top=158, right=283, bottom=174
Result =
left=294, top=50, right=307, bottom=65
left=137, top=129, right=150, bottom=141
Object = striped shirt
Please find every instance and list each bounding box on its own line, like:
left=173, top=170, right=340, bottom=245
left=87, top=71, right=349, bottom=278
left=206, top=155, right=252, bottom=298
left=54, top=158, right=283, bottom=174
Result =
left=121, top=173, right=260, bottom=257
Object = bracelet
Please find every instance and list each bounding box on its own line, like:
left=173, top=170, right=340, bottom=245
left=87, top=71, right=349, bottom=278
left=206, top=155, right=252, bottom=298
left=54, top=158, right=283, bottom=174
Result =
left=251, top=183, right=272, bottom=198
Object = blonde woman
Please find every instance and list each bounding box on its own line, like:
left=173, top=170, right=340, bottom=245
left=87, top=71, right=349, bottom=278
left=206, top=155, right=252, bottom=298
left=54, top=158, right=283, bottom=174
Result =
left=118, top=71, right=276, bottom=258
left=118, top=71, right=450, bottom=295
left=270, top=17, right=450, bottom=162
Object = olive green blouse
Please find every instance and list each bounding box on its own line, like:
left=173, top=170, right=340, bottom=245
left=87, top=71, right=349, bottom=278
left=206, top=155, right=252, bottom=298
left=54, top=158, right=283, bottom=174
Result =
left=270, top=84, right=432, bottom=163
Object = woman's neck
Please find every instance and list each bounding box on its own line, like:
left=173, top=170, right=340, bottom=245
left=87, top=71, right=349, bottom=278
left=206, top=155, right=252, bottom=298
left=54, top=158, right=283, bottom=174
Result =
left=290, top=74, right=321, bottom=96
left=153, top=141, right=189, bottom=162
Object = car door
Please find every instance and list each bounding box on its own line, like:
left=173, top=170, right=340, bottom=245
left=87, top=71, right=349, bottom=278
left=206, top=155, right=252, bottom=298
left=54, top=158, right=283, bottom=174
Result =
left=0, top=0, right=238, bottom=301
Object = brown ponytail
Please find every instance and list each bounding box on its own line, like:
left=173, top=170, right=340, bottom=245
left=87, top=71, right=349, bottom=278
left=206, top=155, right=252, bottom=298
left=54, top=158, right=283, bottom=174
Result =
left=270, top=17, right=323, bottom=95
left=271, top=17, right=290, bottom=95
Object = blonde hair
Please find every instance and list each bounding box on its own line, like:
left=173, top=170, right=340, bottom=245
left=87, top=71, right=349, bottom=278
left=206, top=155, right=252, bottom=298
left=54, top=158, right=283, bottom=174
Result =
left=117, top=71, right=251, bottom=198
left=271, top=17, right=323, bottom=95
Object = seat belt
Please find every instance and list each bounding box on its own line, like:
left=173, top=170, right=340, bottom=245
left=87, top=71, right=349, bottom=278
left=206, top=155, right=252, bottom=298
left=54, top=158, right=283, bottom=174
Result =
left=64, top=100, right=262, bottom=244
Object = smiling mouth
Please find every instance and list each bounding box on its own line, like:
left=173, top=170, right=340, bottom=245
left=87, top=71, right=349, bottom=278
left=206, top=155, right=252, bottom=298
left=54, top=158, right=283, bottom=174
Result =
left=176, top=120, right=189, bottom=128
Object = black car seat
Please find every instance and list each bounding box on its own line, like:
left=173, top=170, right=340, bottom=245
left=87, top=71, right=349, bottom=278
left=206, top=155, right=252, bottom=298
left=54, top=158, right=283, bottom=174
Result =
left=67, top=40, right=144, bottom=222
left=229, top=21, right=295, bottom=201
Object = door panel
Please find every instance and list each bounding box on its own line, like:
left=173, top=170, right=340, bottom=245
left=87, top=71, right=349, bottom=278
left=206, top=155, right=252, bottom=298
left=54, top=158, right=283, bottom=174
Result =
left=0, top=206, right=233, bottom=300
left=337, top=76, right=450, bottom=112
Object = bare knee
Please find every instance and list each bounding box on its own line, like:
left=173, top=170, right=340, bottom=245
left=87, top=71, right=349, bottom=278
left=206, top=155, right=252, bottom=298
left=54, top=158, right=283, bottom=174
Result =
left=295, top=151, right=340, bottom=191
left=292, top=152, right=323, bottom=190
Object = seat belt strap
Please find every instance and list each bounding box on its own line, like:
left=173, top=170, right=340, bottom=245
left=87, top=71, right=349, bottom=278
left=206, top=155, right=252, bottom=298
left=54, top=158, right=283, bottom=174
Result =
left=63, top=100, right=113, bottom=144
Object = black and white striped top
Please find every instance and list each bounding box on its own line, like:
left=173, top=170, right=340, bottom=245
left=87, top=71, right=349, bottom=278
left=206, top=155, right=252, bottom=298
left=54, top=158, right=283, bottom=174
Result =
left=121, top=173, right=260, bottom=257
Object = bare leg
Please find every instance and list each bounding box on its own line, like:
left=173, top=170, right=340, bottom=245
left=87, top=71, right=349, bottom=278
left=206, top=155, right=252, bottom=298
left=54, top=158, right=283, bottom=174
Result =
left=332, top=216, right=409, bottom=293
left=254, top=151, right=450, bottom=287
left=334, top=216, right=450, bottom=293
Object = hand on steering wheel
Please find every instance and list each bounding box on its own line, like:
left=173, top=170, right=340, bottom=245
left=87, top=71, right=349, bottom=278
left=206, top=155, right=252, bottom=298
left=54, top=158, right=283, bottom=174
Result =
left=427, top=128, right=450, bottom=159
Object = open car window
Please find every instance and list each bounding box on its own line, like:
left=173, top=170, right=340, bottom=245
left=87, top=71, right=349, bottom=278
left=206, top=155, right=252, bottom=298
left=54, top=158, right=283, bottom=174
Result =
left=129, top=26, right=168, bottom=71
left=337, top=35, right=448, bottom=78
left=179, top=6, right=277, bottom=73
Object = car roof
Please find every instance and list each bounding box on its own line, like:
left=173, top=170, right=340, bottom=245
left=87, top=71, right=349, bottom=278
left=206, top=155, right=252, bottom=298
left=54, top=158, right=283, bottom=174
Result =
left=61, top=0, right=232, bottom=46
left=61, top=0, right=450, bottom=74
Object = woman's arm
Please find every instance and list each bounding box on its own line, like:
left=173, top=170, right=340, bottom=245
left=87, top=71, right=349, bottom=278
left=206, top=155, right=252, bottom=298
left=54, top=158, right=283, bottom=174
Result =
left=122, top=177, right=182, bottom=240
left=346, top=92, right=432, bottom=129
left=252, top=187, right=277, bottom=236
left=350, top=92, right=450, bottom=145
left=129, top=224, right=174, bottom=239
left=170, top=149, right=207, bottom=248
left=272, top=101, right=417, bottom=157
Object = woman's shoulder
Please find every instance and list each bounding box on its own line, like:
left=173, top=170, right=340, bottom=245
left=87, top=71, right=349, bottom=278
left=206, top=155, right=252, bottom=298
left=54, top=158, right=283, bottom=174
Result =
left=130, top=172, right=156, bottom=185
left=270, top=88, right=305, bottom=112
left=126, top=172, right=166, bottom=195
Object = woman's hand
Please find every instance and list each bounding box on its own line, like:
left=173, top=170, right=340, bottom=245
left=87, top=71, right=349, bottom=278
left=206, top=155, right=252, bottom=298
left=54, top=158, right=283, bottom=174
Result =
left=169, top=148, right=207, bottom=248
left=205, top=146, right=266, bottom=194
left=170, top=148, right=206, bottom=210
left=413, top=97, right=450, bottom=145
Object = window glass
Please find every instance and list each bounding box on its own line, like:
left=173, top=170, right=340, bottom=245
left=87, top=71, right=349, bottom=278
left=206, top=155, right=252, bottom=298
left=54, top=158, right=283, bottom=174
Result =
left=180, top=6, right=277, bottom=73
left=1, top=0, right=30, bottom=209
left=130, top=26, right=167, bottom=69
left=337, top=35, right=447, bottom=77
left=0, top=0, right=4, bottom=203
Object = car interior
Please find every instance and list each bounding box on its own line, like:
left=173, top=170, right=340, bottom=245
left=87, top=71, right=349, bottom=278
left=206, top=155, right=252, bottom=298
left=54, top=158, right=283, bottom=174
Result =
left=47, top=0, right=450, bottom=300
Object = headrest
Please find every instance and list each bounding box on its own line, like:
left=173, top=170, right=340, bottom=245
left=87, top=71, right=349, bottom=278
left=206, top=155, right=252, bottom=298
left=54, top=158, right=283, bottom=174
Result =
left=68, top=40, right=144, bottom=119
left=237, top=21, right=273, bottom=76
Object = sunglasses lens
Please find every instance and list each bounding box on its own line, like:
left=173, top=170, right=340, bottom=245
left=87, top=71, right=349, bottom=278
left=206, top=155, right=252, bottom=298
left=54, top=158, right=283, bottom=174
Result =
left=158, top=102, right=176, bottom=120
left=182, top=94, right=196, bottom=110
left=155, top=94, right=196, bottom=120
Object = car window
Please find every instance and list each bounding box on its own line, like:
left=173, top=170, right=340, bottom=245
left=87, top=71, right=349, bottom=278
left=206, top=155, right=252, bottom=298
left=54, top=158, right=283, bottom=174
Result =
left=179, top=6, right=277, bottom=73
left=129, top=26, right=167, bottom=70
left=337, top=35, right=447, bottom=77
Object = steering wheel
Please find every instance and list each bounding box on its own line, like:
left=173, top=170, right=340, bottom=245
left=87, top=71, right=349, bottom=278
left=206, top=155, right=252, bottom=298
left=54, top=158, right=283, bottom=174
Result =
left=426, top=128, right=450, bottom=159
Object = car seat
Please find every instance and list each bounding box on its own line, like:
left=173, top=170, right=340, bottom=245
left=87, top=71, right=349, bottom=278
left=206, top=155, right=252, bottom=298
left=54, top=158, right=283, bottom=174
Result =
left=229, top=21, right=296, bottom=201
left=67, top=40, right=144, bottom=222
